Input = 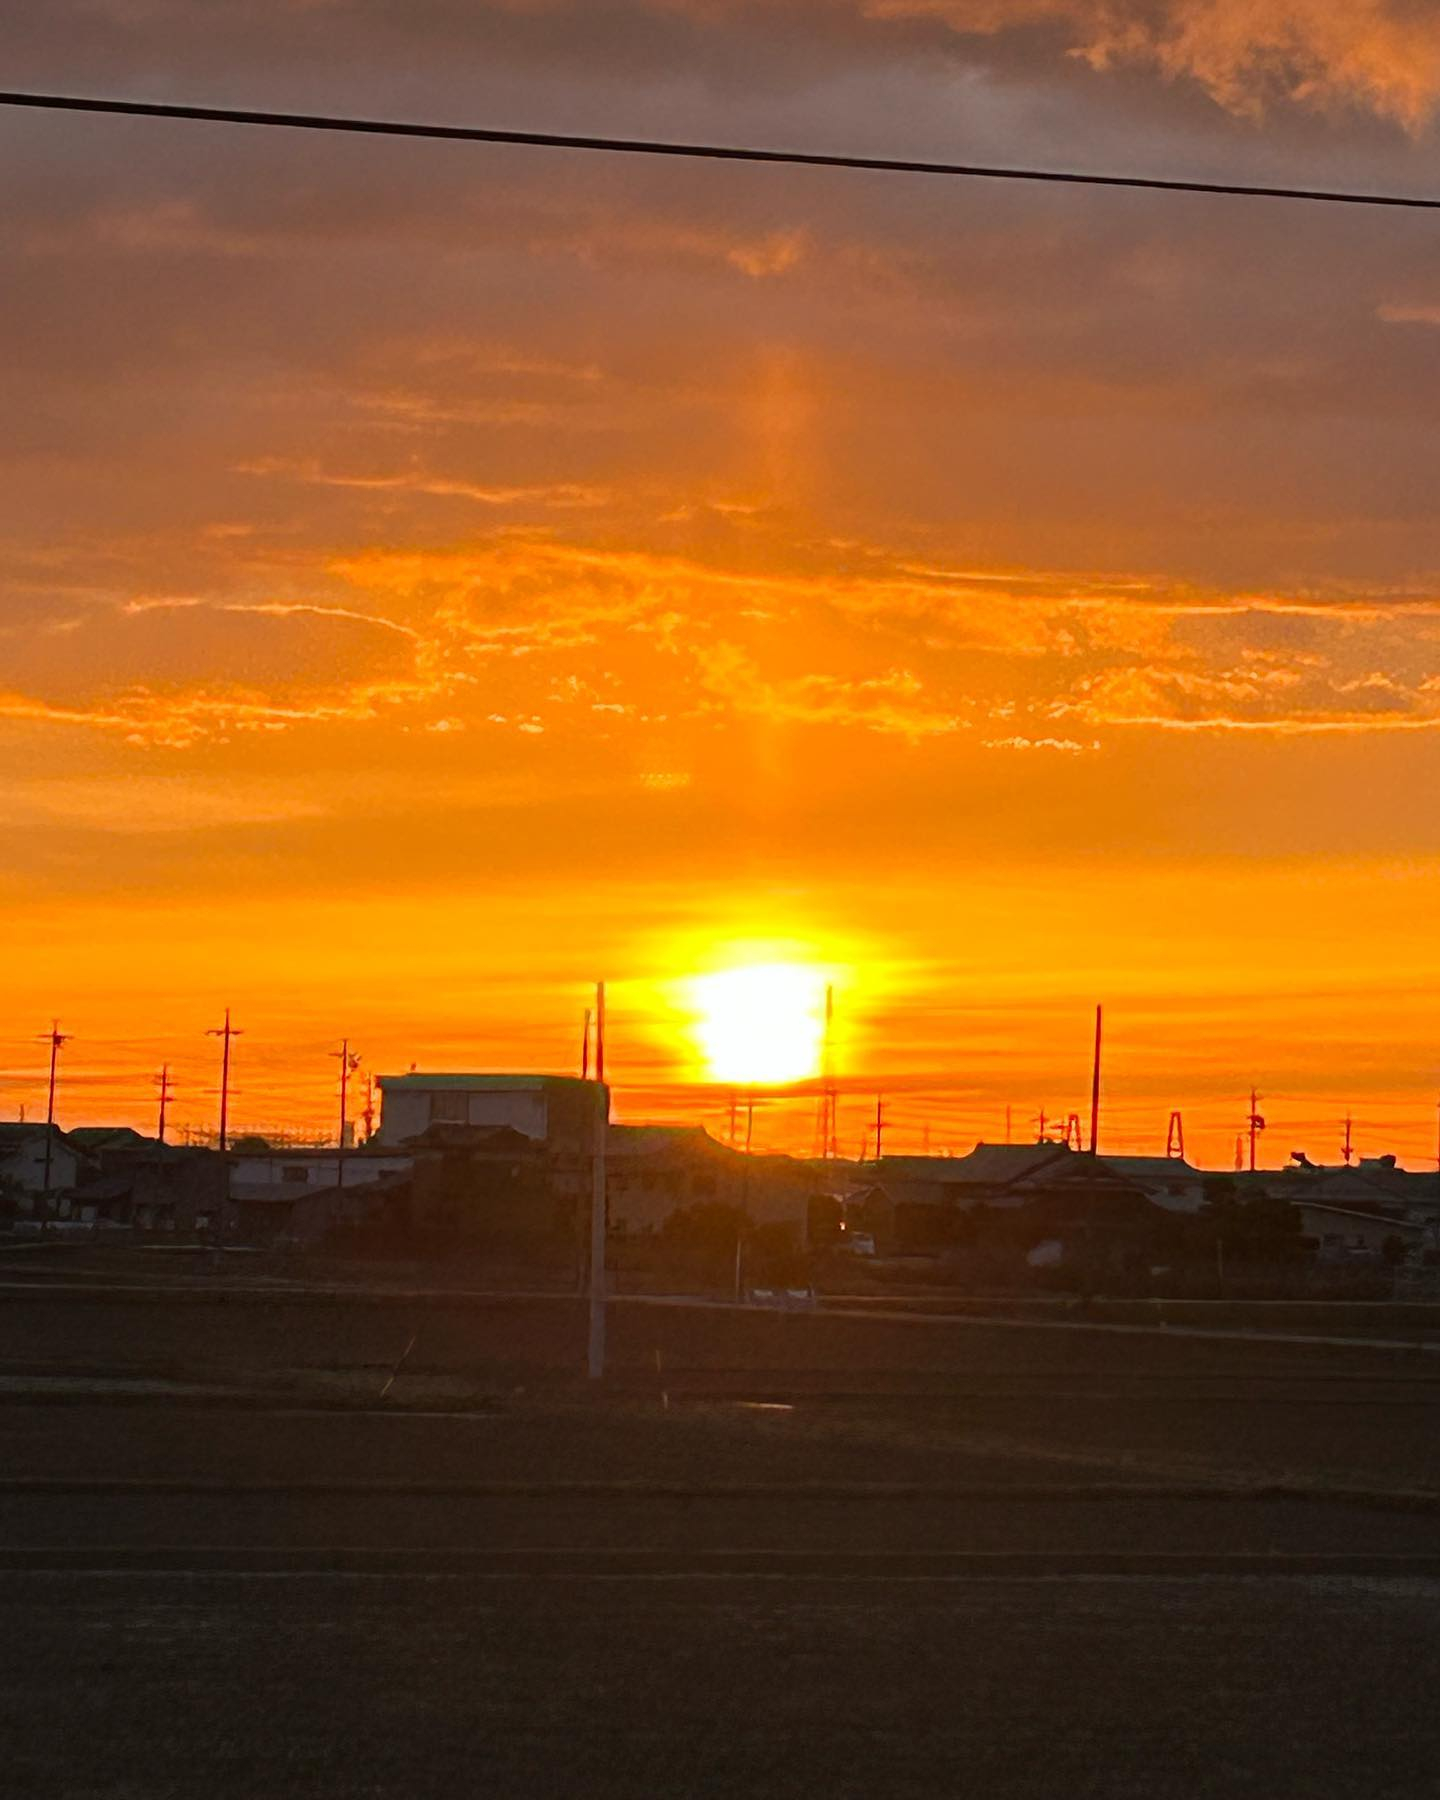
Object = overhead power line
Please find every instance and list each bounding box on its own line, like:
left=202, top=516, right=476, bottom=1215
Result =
left=3, top=89, right=1440, bottom=212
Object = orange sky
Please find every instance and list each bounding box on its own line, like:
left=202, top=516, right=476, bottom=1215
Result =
left=3, top=2, right=1440, bottom=1171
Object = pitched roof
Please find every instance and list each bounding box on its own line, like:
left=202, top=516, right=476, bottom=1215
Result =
left=0, top=1122, right=72, bottom=1148
left=68, top=1127, right=157, bottom=1151
left=877, top=1143, right=1075, bottom=1188
left=608, top=1125, right=721, bottom=1158
left=1099, top=1155, right=1203, bottom=1182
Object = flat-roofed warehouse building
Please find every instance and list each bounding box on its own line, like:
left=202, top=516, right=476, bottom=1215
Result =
left=374, top=1074, right=600, bottom=1160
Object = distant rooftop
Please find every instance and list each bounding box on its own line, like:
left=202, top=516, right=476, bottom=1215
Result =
left=877, top=1142, right=1074, bottom=1186
left=377, top=1073, right=594, bottom=1092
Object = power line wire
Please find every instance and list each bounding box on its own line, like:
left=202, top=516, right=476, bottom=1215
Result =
left=3, top=90, right=1440, bottom=212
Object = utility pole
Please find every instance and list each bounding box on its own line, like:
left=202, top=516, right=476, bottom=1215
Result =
left=1036, top=1105, right=1047, bottom=1143
left=360, top=1075, right=376, bottom=1145
left=331, top=1039, right=361, bottom=1191
left=1247, top=1087, right=1266, bottom=1173
left=38, top=1022, right=70, bottom=1225
left=873, top=1095, right=884, bottom=1164
left=1005, top=1104, right=1012, bottom=1146
left=1088, top=1004, right=1103, bottom=1156
left=206, top=1009, right=243, bottom=1153
left=1341, top=1113, right=1355, bottom=1167
left=581, top=1007, right=592, bottom=1081
left=588, top=981, right=607, bottom=1382
left=823, top=985, right=837, bottom=1161
left=155, top=1065, right=173, bottom=1146
left=1166, top=1111, right=1185, bottom=1161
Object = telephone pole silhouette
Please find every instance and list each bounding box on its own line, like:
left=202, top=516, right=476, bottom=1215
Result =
left=154, top=1065, right=173, bottom=1146
left=206, top=1009, right=243, bottom=1152
left=873, top=1095, right=884, bottom=1164
left=1341, top=1113, right=1355, bottom=1167
left=37, top=1022, right=70, bottom=1217
left=331, top=1039, right=361, bottom=1189
left=1246, top=1088, right=1266, bottom=1173
left=1088, top=1004, right=1103, bottom=1154
left=813, top=984, right=838, bottom=1160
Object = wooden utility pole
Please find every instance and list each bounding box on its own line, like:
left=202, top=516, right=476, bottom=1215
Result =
left=332, top=1039, right=361, bottom=1191
left=1247, top=1087, right=1266, bottom=1173
left=1088, top=1004, right=1103, bottom=1156
left=588, top=981, right=607, bottom=1382
left=38, top=1022, right=70, bottom=1225
left=155, top=1065, right=173, bottom=1145
left=873, top=1095, right=884, bottom=1164
left=206, top=1009, right=242, bottom=1152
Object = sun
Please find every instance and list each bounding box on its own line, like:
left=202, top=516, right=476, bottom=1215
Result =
left=688, top=962, right=830, bottom=1087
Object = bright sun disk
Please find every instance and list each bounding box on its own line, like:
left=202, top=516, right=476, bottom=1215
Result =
left=688, top=962, right=829, bottom=1086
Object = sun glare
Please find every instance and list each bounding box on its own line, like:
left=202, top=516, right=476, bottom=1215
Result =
left=689, top=962, right=830, bottom=1087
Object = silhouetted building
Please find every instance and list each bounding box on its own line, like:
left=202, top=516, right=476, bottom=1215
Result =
left=375, top=1073, right=599, bottom=1160
left=606, top=1125, right=812, bottom=1234
left=0, top=1124, right=81, bottom=1204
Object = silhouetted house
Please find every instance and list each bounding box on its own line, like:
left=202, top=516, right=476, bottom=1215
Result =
left=1239, top=1153, right=1439, bottom=1236
left=405, top=1125, right=565, bottom=1246
left=606, top=1126, right=812, bottom=1234
left=852, top=1144, right=1189, bottom=1257
left=1295, top=1201, right=1426, bottom=1262
left=0, top=1124, right=81, bottom=1208
left=872, top=1142, right=1076, bottom=1211
left=228, top=1146, right=415, bottom=1246
left=375, top=1074, right=599, bottom=1162
left=67, top=1127, right=154, bottom=1157
left=1096, top=1155, right=1205, bottom=1213
left=64, top=1137, right=229, bottom=1234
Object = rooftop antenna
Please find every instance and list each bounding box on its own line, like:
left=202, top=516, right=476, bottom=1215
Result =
left=1166, top=1111, right=1185, bottom=1161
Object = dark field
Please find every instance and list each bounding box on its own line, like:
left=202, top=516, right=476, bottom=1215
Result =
left=3, top=1274, right=1440, bottom=1795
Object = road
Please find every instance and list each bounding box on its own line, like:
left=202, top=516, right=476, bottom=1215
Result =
left=3, top=1281, right=1440, bottom=1795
